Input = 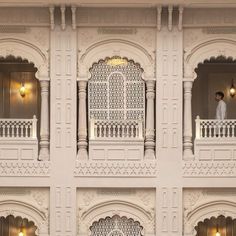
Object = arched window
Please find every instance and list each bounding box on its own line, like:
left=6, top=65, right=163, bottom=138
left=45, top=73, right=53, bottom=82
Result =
left=195, top=215, right=236, bottom=236
left=88, top=57, right=145, bottom=121
left=0, top=215, right=37, bottom=236
left=90, top=215, right=143, bottom=236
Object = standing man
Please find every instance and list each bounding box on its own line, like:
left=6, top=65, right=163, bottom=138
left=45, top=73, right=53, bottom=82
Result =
left=215, top=91, right=227, bottom=120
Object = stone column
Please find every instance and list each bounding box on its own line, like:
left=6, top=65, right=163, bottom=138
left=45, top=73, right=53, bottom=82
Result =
left=183, top=80, right=194, bottom=159
left=145, top=80, right=156, bottom=159
left=77, top=80, right=88, bottom=160
left=39, top=79, right=50, bottom=161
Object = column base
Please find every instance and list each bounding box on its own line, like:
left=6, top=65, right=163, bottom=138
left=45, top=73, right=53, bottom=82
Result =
left=77, top=148, right=88, bottom=160
left=183, top=149, right=194, bottom=160
left=39, top=149, right=50, bottom=161
left=39, top=140, right=49, bottom=161
left=144, top=149, right=155, bottom=160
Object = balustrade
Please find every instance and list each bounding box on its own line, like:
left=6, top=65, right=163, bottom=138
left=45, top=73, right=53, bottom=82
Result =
left=195, top=116, right=236, bottom=139
left=89, top=119, right=143, bottom=140
left=0, top=116, right=37, bottom=139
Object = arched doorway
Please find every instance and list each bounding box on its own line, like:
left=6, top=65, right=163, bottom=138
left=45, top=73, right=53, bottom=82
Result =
left=0, top=55, right=40, bottom=133
left=192, top=56, right=236, bottom=139
left=195, top=215, right=236, bottom=236
left=90, top=215, right=143, bottom=236
left=0, top=215, right=37, bottom=236
left=0, top=55, right=49, bottom=161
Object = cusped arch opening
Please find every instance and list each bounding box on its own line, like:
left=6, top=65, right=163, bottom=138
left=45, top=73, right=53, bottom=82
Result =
left=79, top=39, right=154, bottom=78
left=194, top=215, right=236, bottom=236
left=0, top=214, right=38, bottom=236
left=89, top=215, right=144, bottom=236
left=0, top=38, right=48, bottom=78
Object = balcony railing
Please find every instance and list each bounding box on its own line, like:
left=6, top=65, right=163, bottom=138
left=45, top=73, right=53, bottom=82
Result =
left=89, top=119, right=143, bottom=140
left=0, top=115, right=37, bottom=139
left=195, top=116, right=236, bottom=139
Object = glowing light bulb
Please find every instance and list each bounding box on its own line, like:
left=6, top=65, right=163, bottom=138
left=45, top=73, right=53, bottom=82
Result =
left=216, top=231, right=221, bottom=236
left=18, top=231, right=24, bottom=236
left=230, top=86, right=236, bottom=97
left=19, top=84, right=26, bottom=97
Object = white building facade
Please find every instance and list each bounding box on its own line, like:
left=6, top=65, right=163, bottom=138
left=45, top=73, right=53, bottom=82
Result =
left=0, top=1, right=236, bottom=236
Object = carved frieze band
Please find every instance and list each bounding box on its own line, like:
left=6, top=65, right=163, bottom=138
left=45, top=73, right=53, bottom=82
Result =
left=183, top=161, right=236, bottom=177
left=0, top=161, right=50, bottom=176
left=74, top=161, right=157, bottom=177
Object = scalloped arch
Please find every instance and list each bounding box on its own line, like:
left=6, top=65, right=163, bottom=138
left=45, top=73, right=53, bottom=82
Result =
left=78, top=39, right=155, bottom=79
left=80, top=199, right=153, bottom=230
left=0, top=38, right=48, bottom=78
left=0, top=200, right=48, bottom=235
left=185, top=200, right=236, bottom=234
left=184, top=38, right=236, bottom=78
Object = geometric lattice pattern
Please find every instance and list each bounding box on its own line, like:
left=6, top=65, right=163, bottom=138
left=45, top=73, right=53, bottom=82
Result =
left=90, top=215, right=143, bottom=236
left=88, top=57, right=145, bottom=121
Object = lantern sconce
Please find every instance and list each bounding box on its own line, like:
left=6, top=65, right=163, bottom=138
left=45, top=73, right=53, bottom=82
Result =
left=230, top=79, right=236, bottom=98
left=19, top=83, right=26, bottom=97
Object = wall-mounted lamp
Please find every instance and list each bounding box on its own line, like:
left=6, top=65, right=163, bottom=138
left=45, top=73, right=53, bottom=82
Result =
left=19, top=83, right=26, bottom=97
left=230, top=79, right=236, bottom=98
left=216, top=224, right=221, bottom=236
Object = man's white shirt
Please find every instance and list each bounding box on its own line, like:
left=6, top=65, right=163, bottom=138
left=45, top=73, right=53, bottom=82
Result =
left=216, top=100, right=227, bottom=120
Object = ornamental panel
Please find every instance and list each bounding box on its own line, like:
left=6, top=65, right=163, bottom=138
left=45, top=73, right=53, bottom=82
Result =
left=88, top=58, right=145, bottom=121
left=90, top=215, right=143, bottom=236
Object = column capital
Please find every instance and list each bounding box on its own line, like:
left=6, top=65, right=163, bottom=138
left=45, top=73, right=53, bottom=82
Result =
left=183, top=80, right=193, bottom=91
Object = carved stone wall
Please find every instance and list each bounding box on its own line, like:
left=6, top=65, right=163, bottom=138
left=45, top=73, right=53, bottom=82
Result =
left=0, top=188, right=49, bottom=235
left=183, top=189, right=236, bottom=236
left=77, top=188, right=156, bottom=236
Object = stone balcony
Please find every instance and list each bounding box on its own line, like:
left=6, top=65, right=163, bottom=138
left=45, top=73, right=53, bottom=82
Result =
left=0, top=116, right=38, bottom=161
left=183, top=116, right=236, bottom=177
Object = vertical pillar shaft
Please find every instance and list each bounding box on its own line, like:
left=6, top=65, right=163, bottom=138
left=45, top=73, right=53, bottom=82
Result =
left=77, top=80, right=88, bottom=160
left=39, top=79, right=50, bottom=160
left=183, top=80, right=194, bottom=159
left=145, top=80, right=156, bottom=159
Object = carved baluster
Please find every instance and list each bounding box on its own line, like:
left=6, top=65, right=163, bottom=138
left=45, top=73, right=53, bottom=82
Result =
left=20, top=124, right=24, bottom=137
left=2, top=125, right=5, bottom=137
left=11, top=123, right=14, bottom=137
left=232, top=124, right=235, bottom=137
left=117, top=124, right=120, bottom=137
left=7, top=124, right=10, bottom=137
left=213, top=123, right=216, bottom=138
left=222, top=125, right=226, bottom=137
left=209, top=125, right=212, bottom=138
left=108, top=124, right=111, bottom=138
left=112, top=124, right=116, bottom=138
left=131, top=124, right=134, bottom=138
left=227, top=124, right=230, bottom=137
left=16, top=124, right=19, bottom=137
